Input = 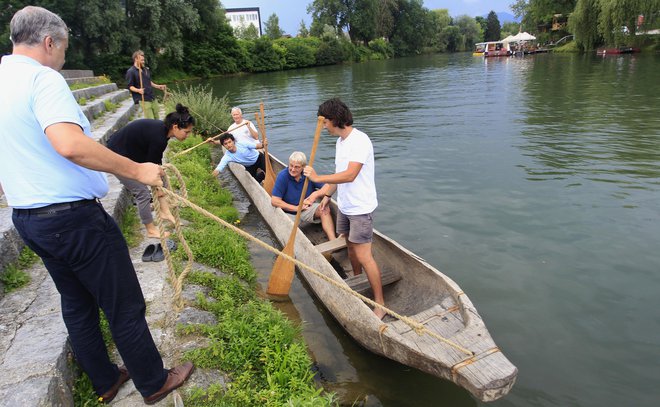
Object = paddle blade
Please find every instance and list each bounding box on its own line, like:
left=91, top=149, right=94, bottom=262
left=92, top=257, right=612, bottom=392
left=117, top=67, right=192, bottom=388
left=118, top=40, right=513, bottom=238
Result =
left=267, top=243, right=295, bottom=295
left=263, top=170, right=275, bottom=195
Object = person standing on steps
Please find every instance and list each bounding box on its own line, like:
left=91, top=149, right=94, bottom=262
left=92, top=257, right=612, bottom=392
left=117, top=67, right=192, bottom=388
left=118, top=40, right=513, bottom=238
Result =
left=126, top=50, right=167, bottom=120
left=0, top=6, right=193, bottom=404
left=107, top=104, right=195, bottom=238
left=303, top=98, right=386, bottom=320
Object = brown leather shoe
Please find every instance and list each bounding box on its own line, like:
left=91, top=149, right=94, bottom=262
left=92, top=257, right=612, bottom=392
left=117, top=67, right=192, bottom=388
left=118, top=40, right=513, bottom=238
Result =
left=143, top=362, right=194, bottom=405
left=98, top=366, right=131, bottom=404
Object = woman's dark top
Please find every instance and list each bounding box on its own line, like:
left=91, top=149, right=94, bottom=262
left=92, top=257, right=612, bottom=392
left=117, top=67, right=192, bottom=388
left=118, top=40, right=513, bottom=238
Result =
left=106, top=119, right=169, bottom=164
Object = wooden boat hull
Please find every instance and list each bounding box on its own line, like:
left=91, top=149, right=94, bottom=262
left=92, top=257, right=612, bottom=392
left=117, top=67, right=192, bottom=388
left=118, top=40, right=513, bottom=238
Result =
left=228, top=155, right=517, bottom=402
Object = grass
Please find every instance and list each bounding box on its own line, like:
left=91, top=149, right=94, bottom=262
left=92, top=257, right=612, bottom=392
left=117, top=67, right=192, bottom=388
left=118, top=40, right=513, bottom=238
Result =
left=69, top=75, right=112, bottom=91
left=119, top=204, right=142, bottom=248
left=104, top=100, right=119, bottom=113
left=165, top=123, right=335, bottom=405
left=1, top=247, right=38, bottom=293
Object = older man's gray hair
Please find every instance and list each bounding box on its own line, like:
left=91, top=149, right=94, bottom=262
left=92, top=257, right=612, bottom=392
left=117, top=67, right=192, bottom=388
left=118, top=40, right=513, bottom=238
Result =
left=10, top=6, right=68, bottom=47
left=231, top=107, right=242, bottom=114
left=289, top=151, right=307, bottom=166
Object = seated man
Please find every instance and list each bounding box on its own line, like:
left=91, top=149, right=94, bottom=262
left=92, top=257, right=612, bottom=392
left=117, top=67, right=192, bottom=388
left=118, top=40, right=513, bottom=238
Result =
left=211, top=133, right=266, bottom=183
left=271, top=151, right=336, bottom=241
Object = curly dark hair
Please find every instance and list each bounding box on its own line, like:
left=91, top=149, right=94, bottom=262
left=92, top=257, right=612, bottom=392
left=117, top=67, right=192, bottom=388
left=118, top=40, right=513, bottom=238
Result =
left=317, top=98, right=353, bottom=129
left=219, top=133, right=235, bottom=145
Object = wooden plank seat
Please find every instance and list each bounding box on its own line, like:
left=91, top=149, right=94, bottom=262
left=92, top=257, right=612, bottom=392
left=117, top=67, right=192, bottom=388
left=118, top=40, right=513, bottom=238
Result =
left=345, top=267, right=401, bottom=294
left=314, top=236, right=347, bottom=257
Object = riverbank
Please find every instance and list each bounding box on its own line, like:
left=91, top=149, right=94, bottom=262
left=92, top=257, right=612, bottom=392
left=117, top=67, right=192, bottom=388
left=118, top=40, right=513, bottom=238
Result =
left=0, top=73, right=334, bottom=406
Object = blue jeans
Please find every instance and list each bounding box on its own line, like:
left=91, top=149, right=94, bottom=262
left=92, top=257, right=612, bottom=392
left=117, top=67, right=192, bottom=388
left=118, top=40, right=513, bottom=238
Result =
left=12, top=202, right=167, bottom=396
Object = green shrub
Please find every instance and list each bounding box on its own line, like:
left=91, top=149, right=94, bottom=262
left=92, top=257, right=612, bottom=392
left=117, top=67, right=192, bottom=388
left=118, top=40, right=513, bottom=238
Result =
left=368, top=38, right=394, bottom=58
left=276, top=37, right=318, bottom=69
left=164, top=86, right=232, bottom=137
left=315, top=38, right=345, bottom=65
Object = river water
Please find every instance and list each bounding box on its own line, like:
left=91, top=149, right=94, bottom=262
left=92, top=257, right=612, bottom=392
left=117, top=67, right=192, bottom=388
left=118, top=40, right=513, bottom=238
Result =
left=189, top=52, right=660, bottom=406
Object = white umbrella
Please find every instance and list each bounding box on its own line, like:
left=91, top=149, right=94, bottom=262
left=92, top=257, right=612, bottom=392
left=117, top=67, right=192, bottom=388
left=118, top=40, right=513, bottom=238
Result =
left=511, top=32, right=536, bottom=42
left=501, top=35, right=516, bottom=43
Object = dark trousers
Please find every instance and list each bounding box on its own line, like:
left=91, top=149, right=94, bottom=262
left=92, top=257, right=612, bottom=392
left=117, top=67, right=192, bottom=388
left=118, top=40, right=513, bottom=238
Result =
left=12, top=202, right=167, bottom=397
left=245, top=152, right=266, bottom=183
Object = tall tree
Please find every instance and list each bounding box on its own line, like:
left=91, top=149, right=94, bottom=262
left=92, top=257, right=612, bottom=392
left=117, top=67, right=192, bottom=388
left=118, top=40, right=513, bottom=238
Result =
left=484, top=10, right=502, bottom=41
left=389, top=0, right=433, bottom=56
left=429, top=9, right=452, bottom=51
left=264, top=13, right=284, bottom=38
left=475, top=16, right=488, bottom=41
left=568, top=0, right=602, bottom=49
left=598, top=0, right=656, bottom=44
left=375, top=0, right=398, bottom=38
left=455, top=14, right=483, bottom=51
left=307, top=0, right=351, bottom=35
left=297, top=19, right=310, bottom=37
left=349, top=0, right=378, bottom=43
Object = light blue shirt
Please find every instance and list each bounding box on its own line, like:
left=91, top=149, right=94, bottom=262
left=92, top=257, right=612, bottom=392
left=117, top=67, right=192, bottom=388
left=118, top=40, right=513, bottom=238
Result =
left=0, top=55, right=108, bottom=209
left=214, top=140, right=260, bottom=172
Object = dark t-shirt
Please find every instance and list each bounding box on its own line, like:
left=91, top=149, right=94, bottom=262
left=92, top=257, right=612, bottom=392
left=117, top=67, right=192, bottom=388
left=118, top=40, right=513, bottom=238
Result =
left=125, top=65, right=155, bottom=103
left=106, top=119, right=169, bottom=164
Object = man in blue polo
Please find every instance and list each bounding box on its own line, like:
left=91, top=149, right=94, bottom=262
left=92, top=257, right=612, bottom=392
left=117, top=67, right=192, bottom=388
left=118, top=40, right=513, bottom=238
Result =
left=0, top=6, right=192, bottom=404
left=271, top=151, right=336, bottom=241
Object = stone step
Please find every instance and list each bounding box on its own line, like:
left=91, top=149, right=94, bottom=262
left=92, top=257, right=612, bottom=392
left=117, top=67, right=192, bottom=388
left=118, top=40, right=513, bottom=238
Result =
left=60, top=69, right=95, bottom=79
left=80, top=88, right=131, bottom=124
left=94, top=98, right=139, bottom=146
left=72, top=83, right=118, bottom=104
left=65, top=76, right=103, bottom=86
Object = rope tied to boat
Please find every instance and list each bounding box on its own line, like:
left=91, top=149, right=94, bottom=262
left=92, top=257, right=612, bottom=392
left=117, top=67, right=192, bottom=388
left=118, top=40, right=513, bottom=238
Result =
left=151, top=171, right=475, bottom=357
left=451, top=347, right=501, bottom=382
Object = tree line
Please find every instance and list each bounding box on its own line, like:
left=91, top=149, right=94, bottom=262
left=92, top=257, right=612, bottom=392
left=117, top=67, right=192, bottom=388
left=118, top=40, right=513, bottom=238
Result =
left=512, top=0, right=659, bottom=49
left=2, top=1, right=657, bottom=82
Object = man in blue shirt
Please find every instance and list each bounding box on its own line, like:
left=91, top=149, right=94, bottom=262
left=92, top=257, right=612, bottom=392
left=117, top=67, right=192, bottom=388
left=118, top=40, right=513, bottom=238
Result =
left=0, top=6, right=192, bottom=404
left=271, top=151, right=336, bottom=241
left=211, top=133, right=266, bottom=183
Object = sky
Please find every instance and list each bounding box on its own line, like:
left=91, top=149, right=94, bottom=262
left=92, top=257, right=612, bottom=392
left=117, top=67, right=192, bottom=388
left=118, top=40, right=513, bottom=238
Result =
left=221, top=0, right=515, bottom=37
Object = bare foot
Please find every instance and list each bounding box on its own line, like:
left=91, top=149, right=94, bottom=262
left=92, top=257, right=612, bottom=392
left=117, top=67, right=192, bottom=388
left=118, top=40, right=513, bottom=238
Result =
left=374, top=305, right=386, bottom=320
left=146, top=230, right=170, bottom=239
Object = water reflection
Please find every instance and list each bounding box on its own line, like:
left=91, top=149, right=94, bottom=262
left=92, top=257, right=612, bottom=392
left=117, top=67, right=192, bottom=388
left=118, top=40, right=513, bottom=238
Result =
left=516, top=54, right=660, bottom=193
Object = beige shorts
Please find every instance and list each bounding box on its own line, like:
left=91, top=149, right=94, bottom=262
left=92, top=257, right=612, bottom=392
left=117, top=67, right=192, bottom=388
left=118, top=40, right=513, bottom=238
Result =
left=286, top=202, right=321, bottom=224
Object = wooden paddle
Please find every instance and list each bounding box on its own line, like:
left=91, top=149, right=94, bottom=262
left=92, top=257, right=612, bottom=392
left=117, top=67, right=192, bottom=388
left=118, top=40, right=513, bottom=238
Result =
left=137, top=66, right=145, bottom=118
left=256, top=103, right=276, bottom=194
left=267, top=115, right=325, bottom=296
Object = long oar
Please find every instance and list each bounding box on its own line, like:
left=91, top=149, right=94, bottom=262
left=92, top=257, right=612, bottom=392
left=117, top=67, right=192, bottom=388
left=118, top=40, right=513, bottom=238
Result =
left=267, top=116, right=324, bottom=296
left=256, top=103, right=276, bottom=194
left=138, top=66, right=146, bottom=118
left=172, top=122, right=248, bottom=158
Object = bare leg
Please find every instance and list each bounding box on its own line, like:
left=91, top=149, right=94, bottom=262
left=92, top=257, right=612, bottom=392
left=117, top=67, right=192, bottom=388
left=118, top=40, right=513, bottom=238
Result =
left=315, top=206, right=336, bottom=241
left=157, top=195, right=175, bottom=224
left=349, top=242, right=385, bottom=319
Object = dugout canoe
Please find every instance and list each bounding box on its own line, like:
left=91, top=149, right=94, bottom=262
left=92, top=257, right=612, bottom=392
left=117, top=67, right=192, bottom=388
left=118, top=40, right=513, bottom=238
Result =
left=227, top=155, right=517, bottom=402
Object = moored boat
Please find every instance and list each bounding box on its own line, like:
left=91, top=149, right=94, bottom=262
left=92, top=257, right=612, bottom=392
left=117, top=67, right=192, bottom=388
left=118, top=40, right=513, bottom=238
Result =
left=481, top=41, right=512, bottom=57
left=596, top=46, right=641, bottom=55
left=227, top=154, right=518, bottom=402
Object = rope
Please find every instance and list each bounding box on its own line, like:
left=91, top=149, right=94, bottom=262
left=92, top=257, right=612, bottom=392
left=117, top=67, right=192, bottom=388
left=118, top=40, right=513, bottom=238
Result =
left=150, top=164, right=194, bottom=311
left=155, top=182, right=474, bottom=357
left=451, top=347, right=501, bottom=382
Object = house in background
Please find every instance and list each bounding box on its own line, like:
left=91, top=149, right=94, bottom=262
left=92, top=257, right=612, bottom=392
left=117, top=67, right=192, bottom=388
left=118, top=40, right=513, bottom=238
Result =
left=225, top=7, right=262, bottom=37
